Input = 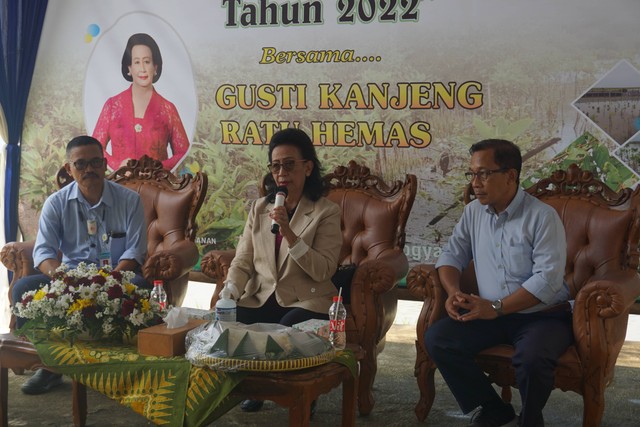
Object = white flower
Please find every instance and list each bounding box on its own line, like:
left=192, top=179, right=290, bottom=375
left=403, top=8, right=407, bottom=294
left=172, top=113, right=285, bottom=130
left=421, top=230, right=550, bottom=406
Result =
left=77, top=285, right=94, bottom=300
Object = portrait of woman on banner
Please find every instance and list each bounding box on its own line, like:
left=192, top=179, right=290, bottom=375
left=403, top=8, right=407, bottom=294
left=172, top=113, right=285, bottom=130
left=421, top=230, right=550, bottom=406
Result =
left=92, top=33, right=190, bottom=172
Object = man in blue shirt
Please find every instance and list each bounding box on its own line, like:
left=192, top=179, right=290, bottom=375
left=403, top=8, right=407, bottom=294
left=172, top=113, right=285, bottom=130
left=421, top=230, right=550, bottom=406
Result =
left=11, top=135, right=148, bottom=395
left=425, top=139, right=572, bottom=427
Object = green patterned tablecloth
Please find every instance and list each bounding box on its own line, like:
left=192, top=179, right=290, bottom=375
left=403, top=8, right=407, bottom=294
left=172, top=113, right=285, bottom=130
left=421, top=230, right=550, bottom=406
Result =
left=29, top=336, right=356, bottom=426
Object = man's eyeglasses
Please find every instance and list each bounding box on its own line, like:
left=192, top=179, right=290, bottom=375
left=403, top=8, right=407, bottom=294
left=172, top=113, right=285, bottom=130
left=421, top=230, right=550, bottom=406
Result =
left=464, top=168, right=508, bottom=182
left=268, top=159, right=307, bottom=174
left=71, top=157, right=105, bottom=170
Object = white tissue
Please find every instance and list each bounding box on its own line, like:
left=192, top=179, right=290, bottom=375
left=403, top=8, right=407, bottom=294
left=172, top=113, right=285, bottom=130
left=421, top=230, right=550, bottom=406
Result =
left=164, top=307, right=190, bottom=329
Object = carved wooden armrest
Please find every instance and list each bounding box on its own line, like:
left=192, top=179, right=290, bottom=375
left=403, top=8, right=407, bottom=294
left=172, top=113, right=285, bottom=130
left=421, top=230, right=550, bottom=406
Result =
left=574, top=271, right=640, bottom=318
left=1, top=242, right=39, bottom=296
left=407, top=263, right=440, bottom=300
left=200, top=249, right=237, bottom=307
left=200, top=250, right=236, bottom=283
left=572, top=272, right=640, bottom=364
left=347, top=252, right=406, bottom=344
left=352, top=249, right=408, bottom=295
left=407, top=263, right=447, bottom=319
left=142, top=240, right=199, bottom=282
left=406, top=263, right=448, bottom=352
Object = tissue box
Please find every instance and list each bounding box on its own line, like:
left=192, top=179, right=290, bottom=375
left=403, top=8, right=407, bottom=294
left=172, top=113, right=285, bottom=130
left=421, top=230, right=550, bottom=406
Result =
left=292, top=319, right=330, bottom=339
left=181, top=307, right=216, bottom=321
left=137, top=319, right=207, bottom=357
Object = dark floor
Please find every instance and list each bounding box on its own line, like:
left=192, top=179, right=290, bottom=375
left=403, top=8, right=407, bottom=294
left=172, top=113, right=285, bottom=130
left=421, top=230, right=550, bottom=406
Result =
left=5, top=324, right=640, bottom=426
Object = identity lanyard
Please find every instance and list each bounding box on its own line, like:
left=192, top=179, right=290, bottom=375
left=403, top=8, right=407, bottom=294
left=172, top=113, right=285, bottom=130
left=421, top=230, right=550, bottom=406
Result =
left=77, top=201, right=110, bottom=259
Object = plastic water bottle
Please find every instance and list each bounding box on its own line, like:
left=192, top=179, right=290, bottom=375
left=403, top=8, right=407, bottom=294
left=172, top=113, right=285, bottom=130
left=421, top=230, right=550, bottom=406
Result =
left=328, top=295, right=347, bottom=349
left=150, top=280, right=167, bottom=309
left=215, top=288, right=237, bottom=322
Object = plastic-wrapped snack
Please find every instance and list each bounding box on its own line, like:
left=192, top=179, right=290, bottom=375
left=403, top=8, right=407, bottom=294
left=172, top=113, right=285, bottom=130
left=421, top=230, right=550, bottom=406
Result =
left=185, top=321, right=335, bottom=372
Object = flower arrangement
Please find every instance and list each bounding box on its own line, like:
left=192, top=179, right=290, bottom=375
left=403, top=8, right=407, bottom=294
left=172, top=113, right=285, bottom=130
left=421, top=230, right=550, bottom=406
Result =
left=14, top=262, right=165, bottom=342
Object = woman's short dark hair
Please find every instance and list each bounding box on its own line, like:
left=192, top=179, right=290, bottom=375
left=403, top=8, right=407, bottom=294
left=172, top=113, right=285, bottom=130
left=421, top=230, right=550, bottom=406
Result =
left=264, top=128, right=328, bottom=202
left=469, top=139, right=522, bottom=185
left=121, top=33, right=162, bottom=83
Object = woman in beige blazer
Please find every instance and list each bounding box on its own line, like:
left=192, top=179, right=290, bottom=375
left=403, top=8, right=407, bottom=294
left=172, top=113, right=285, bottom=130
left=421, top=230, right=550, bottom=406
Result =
left=227, top=128, right=342, bottom=413
left=224, top=127, right=342, bottom=325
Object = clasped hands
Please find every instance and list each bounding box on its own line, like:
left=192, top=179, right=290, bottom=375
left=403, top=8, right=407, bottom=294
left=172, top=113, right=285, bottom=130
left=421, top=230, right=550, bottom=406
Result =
left=446, top=291, right=498, bottom=322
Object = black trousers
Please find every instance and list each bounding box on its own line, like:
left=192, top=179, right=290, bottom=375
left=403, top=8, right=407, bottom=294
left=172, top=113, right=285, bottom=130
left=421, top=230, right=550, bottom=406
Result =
left=236, top=293, right=329, bottom=327
left=425, top=310, right=573, bottom=426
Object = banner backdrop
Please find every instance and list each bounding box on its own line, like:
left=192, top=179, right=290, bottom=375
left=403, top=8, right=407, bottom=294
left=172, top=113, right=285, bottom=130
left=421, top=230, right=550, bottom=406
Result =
left=18, top=0, right=640, bottom=272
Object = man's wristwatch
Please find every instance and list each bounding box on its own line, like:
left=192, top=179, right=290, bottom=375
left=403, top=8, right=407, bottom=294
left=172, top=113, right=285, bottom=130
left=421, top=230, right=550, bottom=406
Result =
left=491, top=299, right=504, bottom=316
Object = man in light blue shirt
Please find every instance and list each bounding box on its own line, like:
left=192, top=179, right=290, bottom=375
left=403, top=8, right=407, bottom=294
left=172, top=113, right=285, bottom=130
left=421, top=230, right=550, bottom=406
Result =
left=425, top=139, right=573, bottom=427
left=11, top=135, right=148, bottom=395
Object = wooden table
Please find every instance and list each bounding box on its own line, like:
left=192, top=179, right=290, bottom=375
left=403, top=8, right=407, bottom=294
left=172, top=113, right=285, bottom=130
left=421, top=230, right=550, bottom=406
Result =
left=0, top=333, right=357, bottom=427
left=234, top=361, right=358, bottom=427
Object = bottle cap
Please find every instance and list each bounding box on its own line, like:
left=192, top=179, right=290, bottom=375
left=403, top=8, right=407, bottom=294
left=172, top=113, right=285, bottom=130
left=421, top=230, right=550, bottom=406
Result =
left=333, top=296, right=342, bottom=302
left=153, top=280, right=163, bottom=286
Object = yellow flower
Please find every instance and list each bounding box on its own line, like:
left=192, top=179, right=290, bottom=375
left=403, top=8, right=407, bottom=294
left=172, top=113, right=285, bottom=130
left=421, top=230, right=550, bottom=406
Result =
left=141, top=299, right=151, bottom=313
left=124, top=283, right=136, bottom=294
left=67, top=298, right=94, bottom=315
left=33, top=289, right=47, bottom=301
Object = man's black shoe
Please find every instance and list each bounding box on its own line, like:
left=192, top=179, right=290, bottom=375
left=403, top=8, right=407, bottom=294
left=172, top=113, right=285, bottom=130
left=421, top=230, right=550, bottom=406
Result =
left=21, top=369, right=64, bottom=395
left=240, top=399, right=264, bottom=412
left=469, top=403, right=517, bottom=427
left=517, top=412, right=545, bottom=427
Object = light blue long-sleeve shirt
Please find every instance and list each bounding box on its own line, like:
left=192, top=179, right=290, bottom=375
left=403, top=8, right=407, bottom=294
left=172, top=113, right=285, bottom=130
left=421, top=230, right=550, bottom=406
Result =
left=436, top=188, right=569, bottom=313
left=33, top=180, right=147, bottom=269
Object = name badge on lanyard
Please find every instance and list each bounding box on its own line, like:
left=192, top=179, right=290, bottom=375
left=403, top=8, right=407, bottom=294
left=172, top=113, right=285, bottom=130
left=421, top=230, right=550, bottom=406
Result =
left=99, top=252, right=111, bottom=267
left=87, top=219, right=98, bottom=235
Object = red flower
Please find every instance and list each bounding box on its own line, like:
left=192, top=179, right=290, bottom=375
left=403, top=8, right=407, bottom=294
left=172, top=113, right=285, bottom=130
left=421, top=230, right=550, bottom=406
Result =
left=82, top=306, right=97, bottom=318
left=21, top=295, right=34, bottom=305
left=107, top=285, right=124, bottom=299
left=92, top=275, right=106, bottom=285
left=76, top=277, right=91, bottom=287
left=121, top=299, right=135, bottom=317
left=110, top=271, right=123, bottom=281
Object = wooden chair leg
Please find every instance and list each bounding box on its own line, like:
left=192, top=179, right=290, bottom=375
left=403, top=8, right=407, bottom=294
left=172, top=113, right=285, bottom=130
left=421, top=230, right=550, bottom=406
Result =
left=1, top=367, right=8, bottom=427
left=341, top=366, right=357, bottom=427
left=415, top=364, right=437, bottom=422
left=581, top=387, right=605, bottom=427
left=357, top=351, right=376, bottom=415
left=72, top=380, right=87, bottom=427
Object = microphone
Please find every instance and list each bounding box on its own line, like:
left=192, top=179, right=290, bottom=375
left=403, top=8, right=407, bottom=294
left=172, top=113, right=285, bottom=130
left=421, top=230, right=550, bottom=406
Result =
left=271, top=186, right=288, bottom=234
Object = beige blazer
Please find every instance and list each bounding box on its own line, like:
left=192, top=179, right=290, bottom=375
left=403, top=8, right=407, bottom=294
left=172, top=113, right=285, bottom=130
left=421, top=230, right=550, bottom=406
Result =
left=226, top=195, right=342, bottom=314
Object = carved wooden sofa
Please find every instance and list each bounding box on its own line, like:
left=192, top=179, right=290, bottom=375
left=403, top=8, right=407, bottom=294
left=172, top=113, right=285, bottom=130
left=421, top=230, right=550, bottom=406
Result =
left=407, top=163, right=640, bottom=427
left=200, top=160, right=417, bottom=415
